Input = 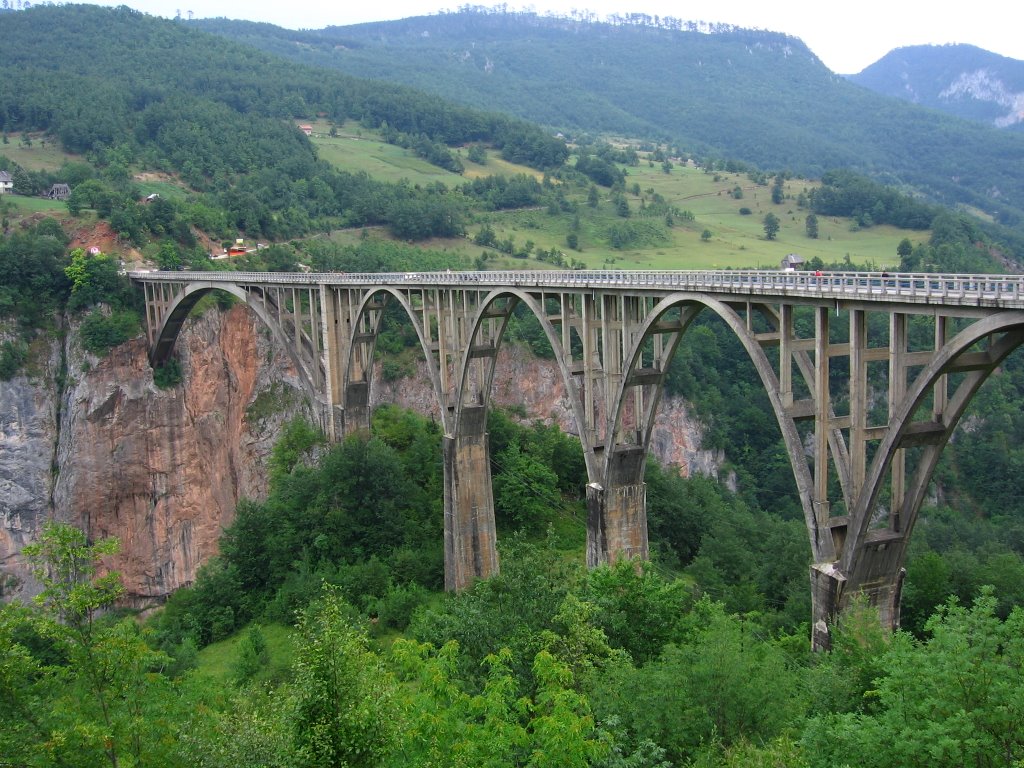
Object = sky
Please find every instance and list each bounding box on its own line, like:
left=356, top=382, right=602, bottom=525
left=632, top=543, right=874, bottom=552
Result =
left=84, top=0, right=1023, bottom=74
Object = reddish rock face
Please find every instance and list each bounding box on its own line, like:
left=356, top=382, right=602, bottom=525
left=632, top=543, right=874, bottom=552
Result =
left=0, top=305, right=310, bottom=606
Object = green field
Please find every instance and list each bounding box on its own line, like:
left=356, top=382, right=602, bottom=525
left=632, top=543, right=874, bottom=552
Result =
left=0, top=193, right=69, bottom=215
left=0, top=133, right=80, bottom=172
left=312, top=126, right=922, bottom=271
left=192, top=622, right=297, bottom=689
left=479, top=162, right=916, bottom=271
left=309, top=120, right=463, bottom=186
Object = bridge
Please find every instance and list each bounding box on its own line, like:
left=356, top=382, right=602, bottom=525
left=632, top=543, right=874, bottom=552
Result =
left=131, top=268, right=1024, bottom=649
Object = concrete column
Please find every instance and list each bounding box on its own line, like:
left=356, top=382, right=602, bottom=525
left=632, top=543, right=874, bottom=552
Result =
left=810, top=562, right=846, bottom=651
left=343, top=382, right=371, bottom=437
left=442, top=406, right=499, bottom=591
left=811, top=556, right=905, bottom=651
left=586, top=446, right=649, bottom=567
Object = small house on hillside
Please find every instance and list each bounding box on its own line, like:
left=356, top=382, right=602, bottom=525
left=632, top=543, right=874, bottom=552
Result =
left=299, top=124, right=313, bottom=136
left=780, top=253, right=805, bottom=271
left=0, top=171, right=12, bottom=195
left=44, top=183, right=71, bottom=201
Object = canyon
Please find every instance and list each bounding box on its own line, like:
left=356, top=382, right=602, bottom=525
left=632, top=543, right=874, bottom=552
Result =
left=0, top=302, right=720, bottom=605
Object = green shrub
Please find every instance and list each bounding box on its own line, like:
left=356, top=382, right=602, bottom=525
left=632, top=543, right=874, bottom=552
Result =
left=153, top=358, right=183, bottom=388
left=79, top=309, right=141, bottom=355
left=372, top=582, right=430, bottom=631
left=0, top=339, right=29, bottom=380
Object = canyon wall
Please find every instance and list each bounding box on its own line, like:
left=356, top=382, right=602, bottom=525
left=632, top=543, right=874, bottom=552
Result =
left=1, top=305, right=313, bottom=605
left=1, top=304, right=718, bottom=606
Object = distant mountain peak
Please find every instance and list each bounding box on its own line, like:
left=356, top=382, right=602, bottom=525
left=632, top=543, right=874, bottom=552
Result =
left=851, top=44, right=1024, bottom=129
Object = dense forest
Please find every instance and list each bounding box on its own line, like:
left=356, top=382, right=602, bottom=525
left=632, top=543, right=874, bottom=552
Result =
left=2, top=402, right=1022, bottom=767
left=2, top=4, right=1024, bottom=766
left=0, top=5, right=566, bottom=245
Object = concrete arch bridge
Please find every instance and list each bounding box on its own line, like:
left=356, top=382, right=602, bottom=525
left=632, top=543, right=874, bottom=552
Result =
left=131, top=268, right=1024, bottom=649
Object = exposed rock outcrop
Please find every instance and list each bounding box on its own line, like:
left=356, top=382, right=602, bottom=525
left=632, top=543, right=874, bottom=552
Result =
left=0, top=343, right=61, bottom=597
left=1, top=305, right=312, bottom=605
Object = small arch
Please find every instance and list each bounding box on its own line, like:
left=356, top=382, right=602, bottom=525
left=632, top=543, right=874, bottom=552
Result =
left=454, top=287, right=604, bottom=479
left=149, top=282, right=321, bottom=403
left=607, top=292, right=821, bottom=556
left=342, top=286, right=451, bottom=432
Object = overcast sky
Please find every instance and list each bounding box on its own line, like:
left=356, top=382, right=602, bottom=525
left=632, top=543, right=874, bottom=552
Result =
left=86, top=0, right=1022, bottom=74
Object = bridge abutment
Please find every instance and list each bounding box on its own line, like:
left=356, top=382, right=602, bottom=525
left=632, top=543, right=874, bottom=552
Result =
left=443, top=407, right=499, bottom=591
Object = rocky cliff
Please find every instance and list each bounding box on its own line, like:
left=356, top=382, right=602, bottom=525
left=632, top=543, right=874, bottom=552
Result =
left=1, top=305, right=718, bottom=606
left=1, top=305, right=312, bottom=605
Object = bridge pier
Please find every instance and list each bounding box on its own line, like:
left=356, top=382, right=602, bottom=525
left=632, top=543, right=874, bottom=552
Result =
left=810, top=561, right=904, bottom=651
left=586, top=446, right=649, bottom=567
left=586, top=482, right=648, bottom=567
left=443, top=406, right=499, bottom=591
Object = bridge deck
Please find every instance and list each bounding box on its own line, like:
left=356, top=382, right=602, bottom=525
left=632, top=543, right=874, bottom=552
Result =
left=129, top=269, right=1024, bottom=312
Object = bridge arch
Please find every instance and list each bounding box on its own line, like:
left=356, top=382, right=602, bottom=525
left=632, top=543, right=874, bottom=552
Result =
left=831, top=313, right=1024, bottom=625
left=133, top=269, right=1024, bottom=646
left=454, top=288, right=599, bottom=472
left=148, top=282, right=321, bottom=404
left=339, top=286, right=453, bottom=435
left=603, top=294, right=821, bottom=559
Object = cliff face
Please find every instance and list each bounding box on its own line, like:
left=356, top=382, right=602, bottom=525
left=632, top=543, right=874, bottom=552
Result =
left=0, top=340, right=61, bottom=597
left=1, top=305, right=311, bottom=605
left=1, top=306, right=717, bottom=606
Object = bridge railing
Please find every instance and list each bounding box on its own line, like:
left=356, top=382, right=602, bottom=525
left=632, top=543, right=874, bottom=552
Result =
left=128, top=269, right=1024, bottom=307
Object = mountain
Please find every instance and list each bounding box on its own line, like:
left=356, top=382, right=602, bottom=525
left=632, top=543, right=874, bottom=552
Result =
left=191, top=10, right=1024, bottom=237
left=850, top=44, right=1024, bottom=130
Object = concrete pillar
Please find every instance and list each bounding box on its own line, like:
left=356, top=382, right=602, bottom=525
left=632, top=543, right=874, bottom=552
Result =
left=586, top=445, right=649, bottom=567
left=810, top=562, right=846, bottom=651
left=343, top=382, right=371, bottom=436
left=810, top=559, right=905, bottom=651
left=586, top=482, right=648, bottom=567
left=442, top=406, right=499, bottom=591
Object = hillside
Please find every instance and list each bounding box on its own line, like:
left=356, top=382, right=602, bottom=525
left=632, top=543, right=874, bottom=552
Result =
left=850, top=44, right=1024, bottom=130
left=0, top=4, right=566, bottom=247
left=191, top=10, right=1024, bottom=240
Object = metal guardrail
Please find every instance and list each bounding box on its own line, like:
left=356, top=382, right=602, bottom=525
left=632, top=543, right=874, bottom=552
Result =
left=128, top=269, right=1024, bottom=308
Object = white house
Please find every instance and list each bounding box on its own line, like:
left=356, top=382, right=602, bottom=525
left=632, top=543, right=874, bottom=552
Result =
left=0, top=171, right=13, bottom=195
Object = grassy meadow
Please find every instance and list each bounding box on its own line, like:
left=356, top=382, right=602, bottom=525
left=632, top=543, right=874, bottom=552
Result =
left=473, top=163, right=916, bottom=271
left=0, top=132, right=78, bottom=172
left=308, top=123, right=923, bottom=271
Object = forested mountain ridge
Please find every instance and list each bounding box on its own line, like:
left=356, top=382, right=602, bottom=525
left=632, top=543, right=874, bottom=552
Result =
left=850, top=44, right=1024, bottom=131
left=0, top=4, right=567, bottom=243
left=191, top=9, right=1024, bottom=237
